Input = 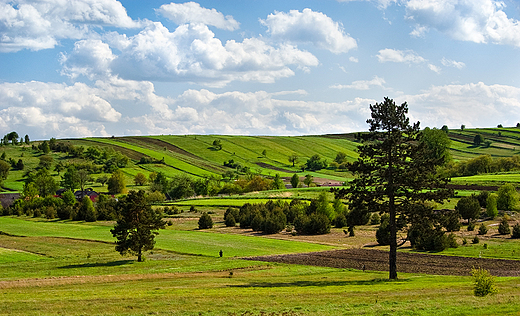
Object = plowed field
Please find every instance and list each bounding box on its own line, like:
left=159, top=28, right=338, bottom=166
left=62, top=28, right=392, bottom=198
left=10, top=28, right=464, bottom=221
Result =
left=246, top=248, right=520, bottom=276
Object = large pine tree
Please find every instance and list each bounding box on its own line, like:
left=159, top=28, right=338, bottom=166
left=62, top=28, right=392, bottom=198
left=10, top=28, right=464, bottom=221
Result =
left=111, top=190, right=166, bottom=262
left=333, top=97, right=452, bottom=279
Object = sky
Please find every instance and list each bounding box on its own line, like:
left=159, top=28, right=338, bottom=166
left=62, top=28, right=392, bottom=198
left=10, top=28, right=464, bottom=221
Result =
left=0, top=0, right=520, bottom=139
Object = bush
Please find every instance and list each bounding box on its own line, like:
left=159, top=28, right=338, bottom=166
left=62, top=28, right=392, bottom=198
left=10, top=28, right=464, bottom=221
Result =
left=498, top=218, right=511, bottom=235
left=294, top=213, right=330, bottom=235
left=198, top=212, right=213, bottom=229
left=334, top=213, right=347, bottom=228
left=478, top=223, right=488, bottom=235
left=486, top=193, right=498, bottom=219
left=512, top=223, right=520, bottom=238
left=376, top=214, right=391, bottom=246
left=224, top=214, right=236, bottom=227
left=472, top=236, right=480, bottom=244
left=370, top=213, right=381, bottom=225
left=467, top=221, right=475, bottom=231
left=497, top=183, right=518, bottom=212
left=472, top=267, right=497, bottom=297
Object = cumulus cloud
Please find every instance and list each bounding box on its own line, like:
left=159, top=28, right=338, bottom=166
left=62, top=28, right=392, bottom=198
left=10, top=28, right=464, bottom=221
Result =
left=157, top=2, right=239, bottom=31
left=405, top=0, right=520, bottom=47
left=377, top=48, right=426, bottom=63
left=0, top=81, right=122, bottom=137
left=261, top=8, right=357, bottom=53
left=331, top=76, right=386, bottom=90
left=63, top=22, right=318, bottom=86
left=0, top=0, right=140, bottom=52
left=403, top=82, right=520, bottom=128
left=428, top=63, right=441, bottom=74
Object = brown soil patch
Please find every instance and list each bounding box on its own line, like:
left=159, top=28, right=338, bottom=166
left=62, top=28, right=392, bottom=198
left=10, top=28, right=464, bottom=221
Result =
left=246, top=248, right=520, bottom=277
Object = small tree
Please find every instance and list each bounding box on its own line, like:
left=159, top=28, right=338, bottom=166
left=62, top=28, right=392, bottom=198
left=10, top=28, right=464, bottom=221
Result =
left=107, top=170, right=126, bottom=195
left=456, top=196, right=481, bottom=225
left=111, top=190, right=166, bottom=262
left=461, top=125, right=465, bottom=131
left=303, top=174, right=314, bottom=187
left=498, top=217, right=510, bottom=235
left=290, top=174, right=300, bottom=188
left=472, top=267, right=497, bottom=297
left=511, top=223, right=520, bottom=238
left=134, top=173, right=147, bottom=186
left=288, top=153, right=298, bottom=167
left=198, top=212, right=213, bottom=229
left=486, top=193, right=498, bottom=219
left=212, top=139, right=222, bottom=150
left=473, top=134, right=484, bottom=146
left=0, top=160, right=8, bottom=184
left=478, top=223, right=488, bottom=235
left=497, top=183, right=518, bottom=212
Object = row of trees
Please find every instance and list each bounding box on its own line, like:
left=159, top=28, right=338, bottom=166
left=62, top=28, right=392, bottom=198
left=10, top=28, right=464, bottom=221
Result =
left=1, top=132, right=29, bottom=146
left=440, top=155, right=520, bottom=177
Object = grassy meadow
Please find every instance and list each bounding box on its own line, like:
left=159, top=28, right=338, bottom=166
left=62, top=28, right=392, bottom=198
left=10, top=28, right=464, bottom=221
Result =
left=2, top=216, right=520, bottom=316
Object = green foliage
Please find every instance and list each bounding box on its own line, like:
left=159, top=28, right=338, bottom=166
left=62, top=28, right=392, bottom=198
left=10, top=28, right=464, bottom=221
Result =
left=290, top=174, right=300, bottom=188
left=473, top=134, right=484, bottom=146
left=198, top=212, right=214, bottom=229
left=486, top=193, right=498, bottom=219
left=467, top=221, right=475, bottom=231
left=288, top=153, right=298, bottom=167
left=133, top=172, right=147, bottom=186
left=420, top=127, right=452, bottom=165
left=511, top=223, right=520, bottom=239
left=478, top=224, right=488, bottom=235
left=497, top=183, right=518, bottom=212
left=439, top=209, right=461, bottom=232
left=305, top=154, right=327, bottom=171
left=456, top=196, right=481, bottom=224
left=376, top=214, right=391, bottom=246
left=33, top=168, right=58, bottom=197
left=370, top=212, right=381, bottom=225
left=0, top=160, right=10, bottom=182
left=303, top=174, right=314, bottom=187
left=212, top=139, right=222, bottom=150
left=333, top=213, right=347, bottom=228
left=472, top=267, right=497, bottom=297
left=294, top=212, right=330, bottom=235
left=107, top=170, right=125, bottom=195
left=224, top=207, right=239, bottom=227
left=498, top=217, right=511, bottom=235
left=111, top=190, right=166, bottom=262
left=272, top=174, right=285, bottom=190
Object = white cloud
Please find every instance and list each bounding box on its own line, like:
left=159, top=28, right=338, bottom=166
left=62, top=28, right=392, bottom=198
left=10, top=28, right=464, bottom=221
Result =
left=441, top=57, right=465, bottom=69
left=405, top=0, right=520, bottom=47
left=0, top=81, right=122, bottom=137
left=349, top=56, right=359, bottom=63
left=403, top=82, right=520, bottom=128
left=337, top=0, right=397, bottom=9
left=0, top=0, right=140, bottom=52
left=331, top=76, right=386, bottom=90
left=377, top=48, right=426, bottom=63
left=157, top=2, right=239, bottom=31
left=64, top=22, right=318, bottom=86
left=261, top=8, right=357, bottom=54
left=428, top=63, right=441, bottom=73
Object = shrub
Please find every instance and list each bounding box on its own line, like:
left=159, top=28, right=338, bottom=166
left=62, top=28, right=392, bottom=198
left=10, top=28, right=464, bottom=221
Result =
left=294, top=213, right=330, bottom=235
left=445, top=233, right=458, bottom=248
left=440, top=208, right=461, bottom=232
left=472, top=236, right=480, bottom=244
left=456, top=196, right=481, bottom=224
left=512, top=223, right=520, bottom=239
left=498, top=218, right=511, bottom=235
left=334, top=213, right=347, bottom=228
left=497, top=183, right=518, bottom=212
left=472, top=267, right=497, bottom=297
left=467, top=221, right=475, bottom=231
left=370, top=213, right=381, bottom=225
left=376, top=214, right=391, bottom=246
left=224, top=214, right=236, bottom=227
left=198, top=212, right=213, bottom=229
left=478, top=224, right=488, bottom=235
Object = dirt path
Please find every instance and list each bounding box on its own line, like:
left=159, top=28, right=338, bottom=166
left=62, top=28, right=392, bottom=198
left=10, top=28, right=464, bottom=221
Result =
left=246, top=248, right=520, bottom=277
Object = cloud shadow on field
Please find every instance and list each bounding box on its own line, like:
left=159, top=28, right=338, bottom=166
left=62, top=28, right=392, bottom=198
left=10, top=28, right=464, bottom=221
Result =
left=58, top=260, right=133, bottom=269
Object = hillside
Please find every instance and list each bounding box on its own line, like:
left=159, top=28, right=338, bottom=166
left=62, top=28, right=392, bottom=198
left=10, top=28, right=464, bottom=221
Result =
left=1, top=126, right=520, bottom=192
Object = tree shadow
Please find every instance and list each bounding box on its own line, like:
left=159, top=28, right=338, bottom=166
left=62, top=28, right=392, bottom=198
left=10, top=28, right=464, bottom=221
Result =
left=228, top=278, right=409, bottom=288
left=58, top=260, right=133, bottom=269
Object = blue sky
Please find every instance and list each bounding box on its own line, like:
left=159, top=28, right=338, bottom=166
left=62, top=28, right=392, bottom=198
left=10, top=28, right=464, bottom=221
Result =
left=0, top=0, right=519, bottom=139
